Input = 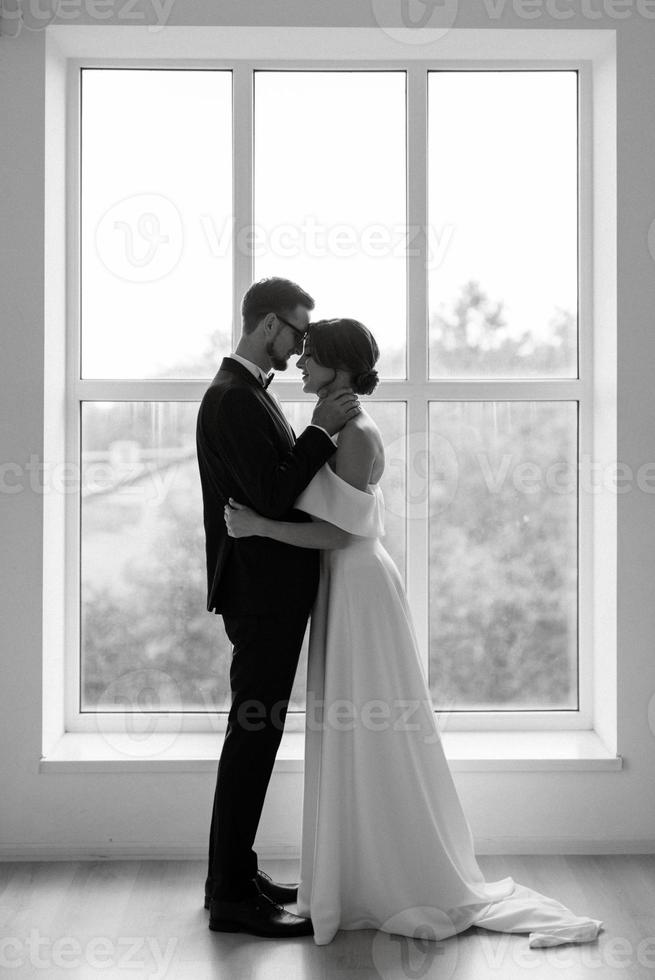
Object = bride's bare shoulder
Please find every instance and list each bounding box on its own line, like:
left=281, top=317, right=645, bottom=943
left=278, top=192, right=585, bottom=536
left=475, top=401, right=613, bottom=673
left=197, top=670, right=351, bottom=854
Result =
left=338, top=410, right=381, bottom=449
left=346, top=409, right=384, bottom=449
left=332, top=410, right=384, bottom=489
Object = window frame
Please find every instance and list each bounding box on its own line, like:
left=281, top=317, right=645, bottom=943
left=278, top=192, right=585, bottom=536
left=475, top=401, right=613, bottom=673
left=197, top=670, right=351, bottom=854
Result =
left=65, top=55, right=594, bottom=736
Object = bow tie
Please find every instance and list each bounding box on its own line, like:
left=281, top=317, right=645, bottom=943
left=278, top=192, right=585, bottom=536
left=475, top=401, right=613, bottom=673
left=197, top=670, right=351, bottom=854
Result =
left=262, top=371, right=274, bottom=389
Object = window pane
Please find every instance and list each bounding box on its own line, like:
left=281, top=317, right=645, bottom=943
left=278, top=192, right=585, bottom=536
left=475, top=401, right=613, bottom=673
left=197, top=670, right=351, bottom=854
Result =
left=428, top=72, right=577, bottom=379
left=81, top=401, right=405, bottom=713
left=280, top=401, right=407, bottom=710
left=80, top=402, right=231, bottom=711
left=428, top=401, right=578, bottom=710
left=81, top=70, right=232, bottom=379
left=254, top=72, right=406, bottom=379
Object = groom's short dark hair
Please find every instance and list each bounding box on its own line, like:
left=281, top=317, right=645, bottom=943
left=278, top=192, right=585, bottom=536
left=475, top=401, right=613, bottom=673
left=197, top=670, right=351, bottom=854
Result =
left=241, top=277, right=315, bottom=334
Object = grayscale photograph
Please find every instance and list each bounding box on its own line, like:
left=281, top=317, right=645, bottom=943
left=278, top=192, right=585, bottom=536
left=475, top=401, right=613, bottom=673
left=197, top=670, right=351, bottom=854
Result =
left=1, top=1, right=653, bottom=977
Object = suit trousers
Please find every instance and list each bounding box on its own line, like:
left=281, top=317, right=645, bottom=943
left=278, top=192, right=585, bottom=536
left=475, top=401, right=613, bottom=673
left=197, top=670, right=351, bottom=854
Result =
left=206, top=607, right=311, bottom=901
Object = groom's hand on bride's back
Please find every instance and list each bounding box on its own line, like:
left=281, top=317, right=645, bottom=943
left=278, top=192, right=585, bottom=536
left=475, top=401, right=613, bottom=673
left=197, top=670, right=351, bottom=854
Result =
left=311, top=387, right=361, bottom=436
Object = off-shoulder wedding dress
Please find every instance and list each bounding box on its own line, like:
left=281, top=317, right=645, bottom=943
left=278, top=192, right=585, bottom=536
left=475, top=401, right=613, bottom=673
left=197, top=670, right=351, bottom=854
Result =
left=293, top=460, right=604, bottom=949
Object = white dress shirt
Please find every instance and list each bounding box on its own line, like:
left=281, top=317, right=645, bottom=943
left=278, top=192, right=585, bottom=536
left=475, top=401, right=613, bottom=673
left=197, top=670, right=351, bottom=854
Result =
left=229, top=352, right=271, bottom=387
left=228, top=352, right=338, bottom=446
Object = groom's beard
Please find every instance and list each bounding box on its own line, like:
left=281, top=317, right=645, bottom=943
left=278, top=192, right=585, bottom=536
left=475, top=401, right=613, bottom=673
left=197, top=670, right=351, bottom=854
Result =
left=265, top=335, right=292, bottom=372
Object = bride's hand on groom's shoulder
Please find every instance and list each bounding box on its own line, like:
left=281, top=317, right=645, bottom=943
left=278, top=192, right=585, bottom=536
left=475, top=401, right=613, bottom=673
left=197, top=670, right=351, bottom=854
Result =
left=224, top=498, right=265, bottom=538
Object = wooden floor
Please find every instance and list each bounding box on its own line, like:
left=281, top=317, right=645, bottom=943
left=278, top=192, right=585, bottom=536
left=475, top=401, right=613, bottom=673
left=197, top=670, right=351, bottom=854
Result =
left=1, top=855, right=654, bottom=979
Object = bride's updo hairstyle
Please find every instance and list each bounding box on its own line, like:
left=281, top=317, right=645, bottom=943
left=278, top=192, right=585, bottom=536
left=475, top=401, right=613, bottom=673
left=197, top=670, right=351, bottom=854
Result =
left=306, top=318, right=380, bottom=395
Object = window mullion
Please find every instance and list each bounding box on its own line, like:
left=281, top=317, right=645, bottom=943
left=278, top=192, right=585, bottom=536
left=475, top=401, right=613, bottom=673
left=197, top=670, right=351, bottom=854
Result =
left=577, top=63, right=594, bottom=727
left=406, top=64, right=428, bottom=388
left=66, top=62, right=83, bottom=730
left=406, top=65, right=430, bottom=674
left=233, top=64, right=254, bottom=348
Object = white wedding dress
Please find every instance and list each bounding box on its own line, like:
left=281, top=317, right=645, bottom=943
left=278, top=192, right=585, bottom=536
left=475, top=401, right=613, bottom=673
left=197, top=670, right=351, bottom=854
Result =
left=293, top=461, right=604, bottom=948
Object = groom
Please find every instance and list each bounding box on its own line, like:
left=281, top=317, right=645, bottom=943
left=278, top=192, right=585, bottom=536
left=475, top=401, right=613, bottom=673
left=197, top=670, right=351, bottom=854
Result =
left=196, top=277, right=360, bottom=937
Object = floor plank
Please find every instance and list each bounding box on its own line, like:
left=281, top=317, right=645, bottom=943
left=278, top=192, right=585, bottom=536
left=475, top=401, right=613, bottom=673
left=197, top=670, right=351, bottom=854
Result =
left=0, top=855, right=653, bottom=979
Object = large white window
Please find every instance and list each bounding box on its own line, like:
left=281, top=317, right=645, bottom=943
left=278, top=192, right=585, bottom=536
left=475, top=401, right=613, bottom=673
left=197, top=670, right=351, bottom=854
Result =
left=69, top=63, right=587, bottom=734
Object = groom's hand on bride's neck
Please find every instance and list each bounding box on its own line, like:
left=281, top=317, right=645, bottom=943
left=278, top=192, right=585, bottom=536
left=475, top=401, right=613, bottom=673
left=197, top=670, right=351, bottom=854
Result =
left=311, top=387, right=361, bottom=435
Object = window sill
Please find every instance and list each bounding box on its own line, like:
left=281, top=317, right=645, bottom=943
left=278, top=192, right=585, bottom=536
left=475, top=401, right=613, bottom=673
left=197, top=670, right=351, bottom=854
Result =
left=39, top=730, right=622, bottom=774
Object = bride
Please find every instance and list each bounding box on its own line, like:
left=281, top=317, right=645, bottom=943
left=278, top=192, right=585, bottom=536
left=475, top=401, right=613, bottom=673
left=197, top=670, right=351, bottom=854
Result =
left=224, top=317, right=604, bottom=949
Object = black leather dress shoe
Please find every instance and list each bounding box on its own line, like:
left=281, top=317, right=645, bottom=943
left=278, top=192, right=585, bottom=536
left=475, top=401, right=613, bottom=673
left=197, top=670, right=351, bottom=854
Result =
left=254, top=869, right=299, bottom=905
left=208, top=890, right=313, bottom=937
left=204, top=869, right=299, bottom=909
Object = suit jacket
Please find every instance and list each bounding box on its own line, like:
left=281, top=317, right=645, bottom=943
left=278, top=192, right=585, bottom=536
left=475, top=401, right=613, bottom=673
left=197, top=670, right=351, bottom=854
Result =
left=196, top=356, right=337, bottom=615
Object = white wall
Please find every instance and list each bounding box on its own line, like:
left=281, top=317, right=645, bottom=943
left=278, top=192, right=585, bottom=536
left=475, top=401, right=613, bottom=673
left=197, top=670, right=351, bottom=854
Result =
left=1, top=1, right=655, bottom=859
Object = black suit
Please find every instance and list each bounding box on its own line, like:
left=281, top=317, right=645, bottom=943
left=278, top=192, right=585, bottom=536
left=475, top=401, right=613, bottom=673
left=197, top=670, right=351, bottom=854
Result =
left=196, top=356, right=336, bottom=900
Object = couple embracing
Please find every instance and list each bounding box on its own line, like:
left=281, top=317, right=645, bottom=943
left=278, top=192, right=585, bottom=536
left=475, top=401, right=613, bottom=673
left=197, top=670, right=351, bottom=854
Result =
left=195, top=277, right=603, bottom=948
